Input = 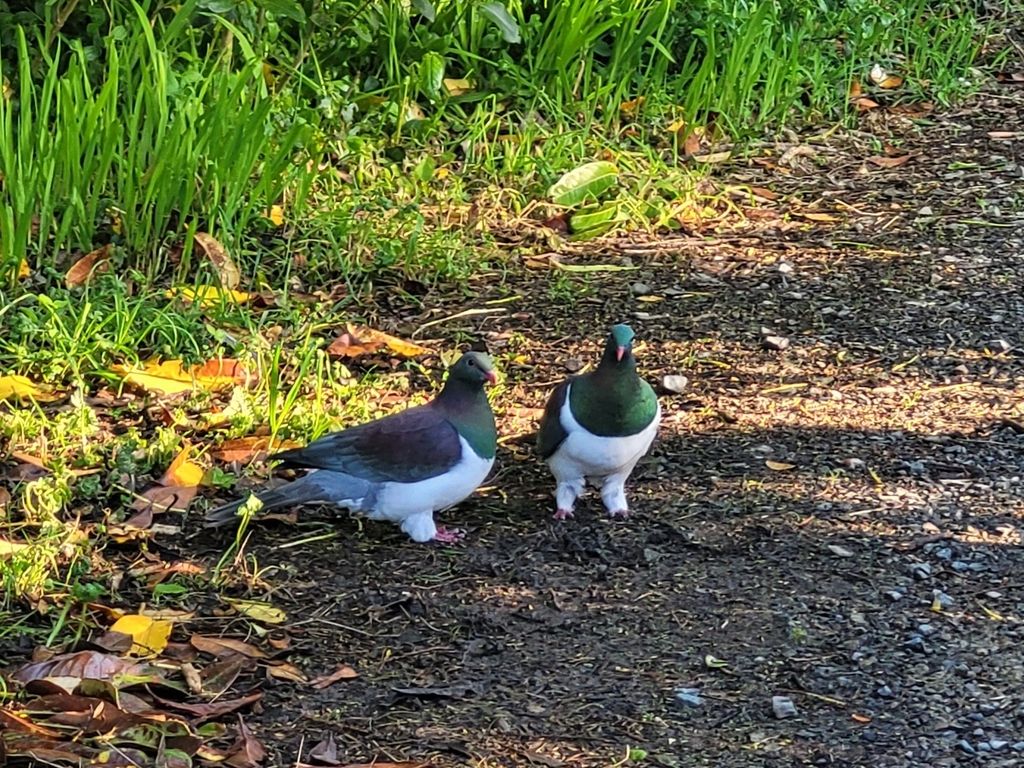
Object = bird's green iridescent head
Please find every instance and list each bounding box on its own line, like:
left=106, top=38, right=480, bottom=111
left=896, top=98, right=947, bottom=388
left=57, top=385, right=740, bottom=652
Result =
left=608, top=324, right=636, bottom=362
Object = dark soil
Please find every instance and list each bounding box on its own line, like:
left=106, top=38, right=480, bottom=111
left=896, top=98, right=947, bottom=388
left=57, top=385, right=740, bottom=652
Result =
left=182, top=89, right=1024, bottom=766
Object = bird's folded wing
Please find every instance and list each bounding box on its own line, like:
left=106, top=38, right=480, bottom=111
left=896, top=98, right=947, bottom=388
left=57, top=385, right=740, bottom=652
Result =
left=269, top=405, right=463, bottom=483
left=537, top=380, right=571, bottom=459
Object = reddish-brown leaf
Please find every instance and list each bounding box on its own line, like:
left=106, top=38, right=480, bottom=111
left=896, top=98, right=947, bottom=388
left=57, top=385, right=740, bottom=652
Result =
left=130, top=484, right=198, bottom=514
left=310, top=664, right=359, bottom=689
left=65, top=244, right=112, bottom=288
left=10, top=651, right=142, bottom=684
left=27, top=693, right=141, bottom=733
left=212, top=436, right=301, bottom=463
left=266, top=661, right=307, bottom=683
left=150, top=691, right=263, bottom=723
left=867, top=155, right=911, bottom=168
left=201, top=655, right=251, bottom=696
left=225, top=717, right=267, bottom=768
left=190, top=635, right=268, bottom=659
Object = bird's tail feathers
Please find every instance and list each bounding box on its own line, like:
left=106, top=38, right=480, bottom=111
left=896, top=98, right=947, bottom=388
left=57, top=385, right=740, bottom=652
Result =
left=204, top=475, right=327, bottom=528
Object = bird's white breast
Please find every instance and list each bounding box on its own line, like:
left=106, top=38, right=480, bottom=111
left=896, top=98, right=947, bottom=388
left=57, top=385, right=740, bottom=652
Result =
left=372, top=436, right=494, bottom=522
left=549, top=384, right=660, bottom=479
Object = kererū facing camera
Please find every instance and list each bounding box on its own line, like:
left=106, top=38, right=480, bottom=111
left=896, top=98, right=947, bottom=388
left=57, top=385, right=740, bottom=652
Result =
left=205, top=351, right=498, bottom=543
left=536, top=324, right=660, bottom=520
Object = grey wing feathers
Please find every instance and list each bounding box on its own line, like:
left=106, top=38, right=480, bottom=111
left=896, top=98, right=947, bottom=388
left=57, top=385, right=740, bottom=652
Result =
left=536, top=380, right=571, bottom=459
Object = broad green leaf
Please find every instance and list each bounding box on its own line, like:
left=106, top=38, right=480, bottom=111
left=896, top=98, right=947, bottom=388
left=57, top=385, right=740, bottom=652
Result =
left=479, top=2, right=521, bottom=43
left=258, top=0, right=306, bottom=21
left=411, top=0, right=436, bottom=22
left=570, top=202, right=620, bottom=233
left=548, top=161, right=619, bottom=207
left=420, top=52, right=445, bottom=96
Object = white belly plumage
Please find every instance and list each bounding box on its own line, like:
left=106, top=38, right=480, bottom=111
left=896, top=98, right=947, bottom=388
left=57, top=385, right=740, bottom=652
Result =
left=369, top=436, right=493, bottom=521
left=548, top=390, right=660, bottom=481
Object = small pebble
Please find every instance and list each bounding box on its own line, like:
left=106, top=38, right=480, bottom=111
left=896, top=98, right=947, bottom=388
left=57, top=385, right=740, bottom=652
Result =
left=772, top=695, right=798, bottom=719
left=631, top=282, right=652, bottom=295
left=877, top=684, right=894, bottom=698
left=911, top=563, right=932, bottom=580
left=918, top=624, right=936, bottom=636
left=886, top=590, right=904, bottom=602
left=957, top=740, right=976, bottom=755
left=989, top=740, right=1008, bottom=752
left=904, top=635, right=928, bottom=653
left=777, top=262, right=794, bottom=275
left=1012, top=741, right=1024, bottom=752
left=933, top=590, right=955, bottom=609
left=661, top=374, right=689, bottom=394
left=763, top=335, right=790, bottom=351
left=674, top=688, right=703, bottom=708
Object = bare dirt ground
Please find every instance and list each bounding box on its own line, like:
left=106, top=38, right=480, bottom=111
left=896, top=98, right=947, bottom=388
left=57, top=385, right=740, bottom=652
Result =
left=3, top=85, right=1023, bottom=768
left=178, top=87, right=1024, bottom=767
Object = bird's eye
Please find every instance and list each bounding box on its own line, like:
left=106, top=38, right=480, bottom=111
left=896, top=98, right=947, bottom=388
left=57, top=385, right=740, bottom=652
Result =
left=468, top=359, right=476, bottom=366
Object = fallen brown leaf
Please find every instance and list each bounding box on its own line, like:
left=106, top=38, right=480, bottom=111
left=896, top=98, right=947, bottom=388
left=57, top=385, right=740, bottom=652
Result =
left=266, top=661, right=308, bottom=683
left=867, top=155, right=911, bottom=168
left=10, top=651, right=143, bottom=684
left=190, top=635, right=268, bottom=659
left=213, top=436, right=301, bottom=464
left=225, top=717, right=267, bottom=768
left=310, top=664, right=359, bottom=689
left=151, top=691, right=263, bottom=723
left=195, top=232, right=241, bottom=290
left=65, top=244, right=112, bottom=288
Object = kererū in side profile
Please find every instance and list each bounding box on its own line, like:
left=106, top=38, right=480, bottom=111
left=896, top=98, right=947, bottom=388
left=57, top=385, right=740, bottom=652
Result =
left=536, top=324, right=660, bottom=520
left=205, top=351, right=498, bottom=543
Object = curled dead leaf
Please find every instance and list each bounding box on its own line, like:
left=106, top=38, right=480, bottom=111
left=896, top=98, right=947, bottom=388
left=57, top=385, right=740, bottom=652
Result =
left=195, top=232, right=241, bottom=290
left=310, top=664, right=359, bottom=689
left=65, top=244, right=112, bottom=288
left=867, top=155, right=911, bottom=168
left=765, top=460, right=796, bottom=471
left=328, top=325, right=430, bottom=360
left=190, top=635, right=267, bottom=659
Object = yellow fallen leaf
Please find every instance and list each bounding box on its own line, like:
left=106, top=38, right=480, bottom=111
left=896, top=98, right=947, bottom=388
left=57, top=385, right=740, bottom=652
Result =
left=330, top=325, right=431, bottom=360
left=161, top=445, right=205, bottom=488
left=796, top=212, right=841, bottom=222
left=766, top=460, right=796, bottom=471
left=225, top=598, right=287, bottom=625
left=443, top=78, right=473, bottom=96
left=18, top=259, right=30, bottom=279
left=165, top=285, right=251, bottom=308
left=267, top=205, right=285, bottom=226
left=692, top=151, right=732, bottom=164
left=111, top=358, right=249, bottom=396
left=620, top=96, right=645, bottom=116
left=110, top=614, right=173, bottom=656
left=0, top=374, right=62, bottom=403
left=0, top=538, right=30, bottom=558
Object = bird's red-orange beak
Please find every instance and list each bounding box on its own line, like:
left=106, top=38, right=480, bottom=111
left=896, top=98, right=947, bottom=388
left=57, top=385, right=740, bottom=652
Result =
left=485, top=371, right=498, bottom=384
left=616, top=346, right=626, bottom=362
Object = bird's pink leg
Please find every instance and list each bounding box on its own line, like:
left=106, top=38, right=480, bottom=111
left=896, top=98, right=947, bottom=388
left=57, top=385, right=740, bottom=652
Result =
left=433, top=526, right=466, bottom=544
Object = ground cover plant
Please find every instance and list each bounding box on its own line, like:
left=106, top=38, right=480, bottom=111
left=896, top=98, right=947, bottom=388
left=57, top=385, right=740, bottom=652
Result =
left=2, top=0, right=1023, bottom=764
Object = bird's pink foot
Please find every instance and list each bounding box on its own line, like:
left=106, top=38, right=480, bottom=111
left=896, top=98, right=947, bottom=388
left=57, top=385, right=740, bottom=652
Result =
left=553, top=508, right=574, bottom=521
left=433, top=526, right=466, bottom=544
left=608, top=509, right=630, bottom=519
